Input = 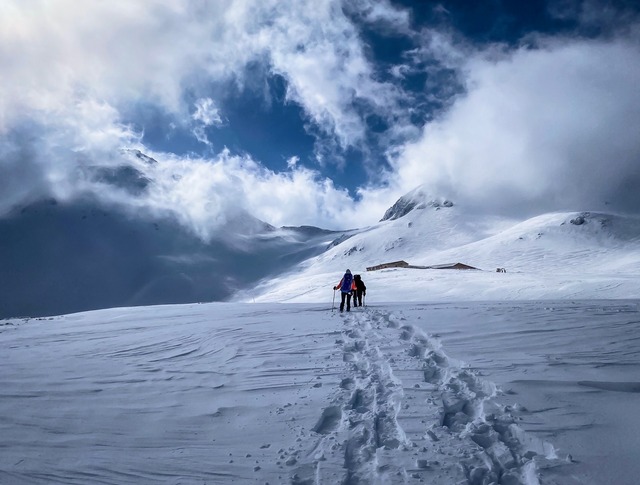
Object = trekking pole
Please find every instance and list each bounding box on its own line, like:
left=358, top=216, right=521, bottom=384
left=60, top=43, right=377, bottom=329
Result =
left=332, top=289, right=336, bottom=311
left=363, top=293, right=366, bottom=308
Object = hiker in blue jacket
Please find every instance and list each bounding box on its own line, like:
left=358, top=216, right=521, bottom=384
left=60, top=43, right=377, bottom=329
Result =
left=333, top=269, right=353, bottom=312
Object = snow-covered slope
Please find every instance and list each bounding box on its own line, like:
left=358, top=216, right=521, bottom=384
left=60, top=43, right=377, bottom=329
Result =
left=3, top=300, right=639, bottom=484
left=246, top=189, right=640, bottom=303
left=3, top=187, right=640, bottom=485
left=425, top=210, right=640, bottom=274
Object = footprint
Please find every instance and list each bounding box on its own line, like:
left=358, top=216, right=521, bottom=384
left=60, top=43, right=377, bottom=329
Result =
left=375, top=411, right=402, bottom=449
left=340, top=377, right=355, bottom=390
left=312, top=406, right=342, bottom=435
left=408, top=342, right=426, bottom=358
left=423, top=363, right=441, bottom=383
left=343, top=352, right=356, bottom=362
left=399, top=326, right=414, bottom=340
left=349, top=388, right=372, bottom=413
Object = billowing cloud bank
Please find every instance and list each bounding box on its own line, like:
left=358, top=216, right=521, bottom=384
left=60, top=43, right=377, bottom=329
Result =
left=1, top=0, right=639, bottom=237
left=393, top=36, right=640, bottom=216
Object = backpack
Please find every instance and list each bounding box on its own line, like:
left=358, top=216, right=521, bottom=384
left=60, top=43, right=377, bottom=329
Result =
left=340, top=272, right=353, bottom=292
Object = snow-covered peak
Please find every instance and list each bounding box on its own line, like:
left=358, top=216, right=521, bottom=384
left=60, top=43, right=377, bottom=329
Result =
left=121, top=148, right=159, bottom=165
left=380, top=186, right=453, bottom=221
left=223, top=208, right=276, bottom=237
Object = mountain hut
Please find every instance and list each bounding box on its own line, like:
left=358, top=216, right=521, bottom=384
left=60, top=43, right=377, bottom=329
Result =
left=366, top=260, right=409, bottom=271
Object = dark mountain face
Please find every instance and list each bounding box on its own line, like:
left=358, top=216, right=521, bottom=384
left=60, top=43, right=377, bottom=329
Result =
left=0, top=198, right=335, bottom=318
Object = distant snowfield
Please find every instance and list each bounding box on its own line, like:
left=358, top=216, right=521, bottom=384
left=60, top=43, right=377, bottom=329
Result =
left=2, top=300, right=639, bottom=484
left=247, top=208, right=640, bottom=304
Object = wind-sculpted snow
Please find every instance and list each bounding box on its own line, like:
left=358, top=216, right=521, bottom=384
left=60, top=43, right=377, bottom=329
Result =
left=3, top=301, right=622, bottom=484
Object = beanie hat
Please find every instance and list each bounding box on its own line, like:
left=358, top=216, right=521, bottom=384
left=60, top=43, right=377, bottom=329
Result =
left=345, top=269, right=351, bottom=274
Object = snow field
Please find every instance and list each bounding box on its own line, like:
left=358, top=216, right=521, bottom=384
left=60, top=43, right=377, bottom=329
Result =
left=2, top=300, right=639, bottom=484
left=247, top=209, right=640, bottom=306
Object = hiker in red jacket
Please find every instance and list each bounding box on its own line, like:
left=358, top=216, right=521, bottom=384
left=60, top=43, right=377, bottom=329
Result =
left=352, top=274, right=366, bottom=307
left=333, top=269, right=353, bottom=312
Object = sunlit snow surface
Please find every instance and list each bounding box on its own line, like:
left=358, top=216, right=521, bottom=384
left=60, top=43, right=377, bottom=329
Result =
left=2, top=300, right=639, bottom=484
left=247, top=208, right=640, bottom=304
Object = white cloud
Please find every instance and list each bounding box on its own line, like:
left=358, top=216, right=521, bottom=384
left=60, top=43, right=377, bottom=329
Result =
left=2, top=0, right=640, bottom=236
left=0, top=0, right=406, bottom=224
left=390, top=35, right=640, bottom=216
left=191, top=98, right=224, bottom=145
left=286, top=156, right=300, bottom=169
left=111, top=31, right=640, bottom=232
left=0, top=0, right=407, bottom=200
left=108, top=148, right=358, bottom=238
left=192, top=98, right=223, bottom=127
left=233, top=0, right=406, bottom=150
left=0, top=1, right=222, bottom=125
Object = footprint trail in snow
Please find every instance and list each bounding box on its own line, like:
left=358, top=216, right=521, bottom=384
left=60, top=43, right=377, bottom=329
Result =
left=288, top=309, right=560, bottom=485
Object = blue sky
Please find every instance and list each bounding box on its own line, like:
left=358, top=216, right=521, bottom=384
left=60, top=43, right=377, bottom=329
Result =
left=1, top=0, right=639, bottom=236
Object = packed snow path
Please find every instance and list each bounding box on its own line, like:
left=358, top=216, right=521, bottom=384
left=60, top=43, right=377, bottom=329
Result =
left=289, top=309, right=552, bottom=485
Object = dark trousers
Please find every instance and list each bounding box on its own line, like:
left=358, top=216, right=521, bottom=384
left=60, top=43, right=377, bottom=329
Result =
left=340, top=292, right=351, bottom=312
left=353, top=290, right=363, bottom=306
